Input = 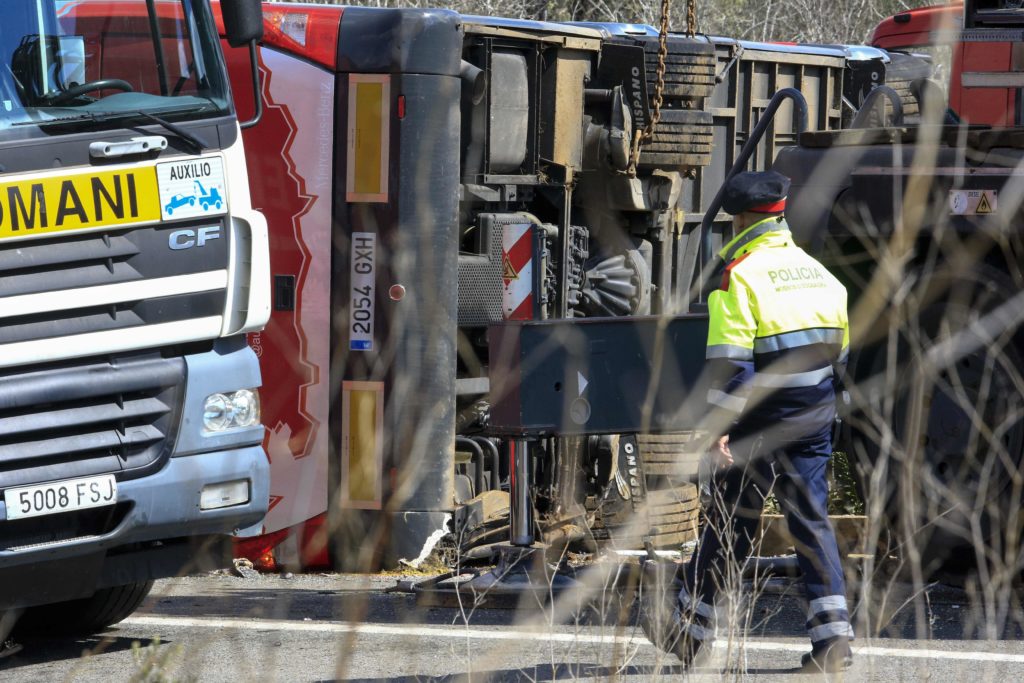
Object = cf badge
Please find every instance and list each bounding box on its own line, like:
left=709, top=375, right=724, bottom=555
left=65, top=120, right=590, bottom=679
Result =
left=169, top=226, right=222, bottom=250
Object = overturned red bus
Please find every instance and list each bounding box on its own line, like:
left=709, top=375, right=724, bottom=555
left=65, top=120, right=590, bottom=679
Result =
left=215, top=3, right=857, bottom=571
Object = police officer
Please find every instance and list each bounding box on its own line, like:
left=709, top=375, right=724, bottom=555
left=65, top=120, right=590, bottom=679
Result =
left=650, top=171, right=853, bottom=673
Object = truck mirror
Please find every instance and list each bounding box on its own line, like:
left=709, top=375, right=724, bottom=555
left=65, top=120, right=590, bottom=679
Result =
left=221, top=0, right=265, bottom=129
left=11, top=35, right=87, bottom=104
left=221, top=0, right=264, bottom=49
left=55, top=36, right=86, bottom=91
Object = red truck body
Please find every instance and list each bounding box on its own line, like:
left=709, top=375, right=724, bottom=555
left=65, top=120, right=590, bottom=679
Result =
left=872, top=3, right=1019, bottom=126
left=218, top=5, right=347, bottom=568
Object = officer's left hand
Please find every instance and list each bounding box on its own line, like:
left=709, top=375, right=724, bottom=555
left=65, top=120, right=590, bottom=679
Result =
left=714, top=435, right=733, bottom=469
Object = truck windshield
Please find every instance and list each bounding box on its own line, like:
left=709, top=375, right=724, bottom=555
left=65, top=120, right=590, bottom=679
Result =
left=0, top=0, right=230, bottom=131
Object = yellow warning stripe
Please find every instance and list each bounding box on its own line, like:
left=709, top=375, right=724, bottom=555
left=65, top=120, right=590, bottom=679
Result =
left=346, top=74, right=390, bottom=203
left=341, top=380, right=384, bottom=510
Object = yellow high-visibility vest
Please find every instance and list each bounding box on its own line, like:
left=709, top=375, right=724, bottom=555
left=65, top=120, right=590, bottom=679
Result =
left=705, top=216, right=849, bottom=434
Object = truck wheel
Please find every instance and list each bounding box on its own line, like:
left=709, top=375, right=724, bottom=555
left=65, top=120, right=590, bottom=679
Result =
left=636, top=109, right=714, bottom=171
left=591, top=434, right=702, bottom=549
left=882, top=52, right=934, bottom=121
left=640, top=38, right=717, bottom=104
left=635, top=434, right=702, bottom=547
left=16, top=580, right=154, bottom=636
left=847, top=269, right=1024, bottom=580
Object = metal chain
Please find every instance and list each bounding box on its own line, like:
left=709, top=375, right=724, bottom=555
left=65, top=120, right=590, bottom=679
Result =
left=627, top=0, right=671, bottom=177
left=687, top=0, right=698, bottom=37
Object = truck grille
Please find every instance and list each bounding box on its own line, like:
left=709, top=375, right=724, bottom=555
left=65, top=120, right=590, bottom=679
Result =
left=0, top=503, right=131, bottom=551
left=0, top=354, right=186, bottom=490
left=0, top=222, right=229, bottom=364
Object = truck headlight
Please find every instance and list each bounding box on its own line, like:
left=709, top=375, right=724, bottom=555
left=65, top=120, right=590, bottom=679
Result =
left=231, top=389, right=260, bottom=427
left=203, top=389, right=261, bottom=432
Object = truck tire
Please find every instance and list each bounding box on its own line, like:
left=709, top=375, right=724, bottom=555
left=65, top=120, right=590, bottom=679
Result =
left=882, top=52, right=933, bottom=121
left=642, top=40, right=717, bottom=103
left=17, top=580, right=154, bottom=636
left=597, top=484, right=701, bottom=549
left=637, top=109, right=714, bottom=170
left=846, top=268, right=1024, bottom=580
left=592, top=434, right=702, bottom=548
left=637, top=433, right=702, bottom=546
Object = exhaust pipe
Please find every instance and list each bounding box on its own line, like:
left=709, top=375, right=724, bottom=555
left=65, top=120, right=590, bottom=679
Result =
left=460, top=60, right=487, bottom=106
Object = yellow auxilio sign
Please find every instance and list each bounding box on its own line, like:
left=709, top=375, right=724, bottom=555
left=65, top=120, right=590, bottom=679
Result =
left=0, top=166, right=161, bottom=239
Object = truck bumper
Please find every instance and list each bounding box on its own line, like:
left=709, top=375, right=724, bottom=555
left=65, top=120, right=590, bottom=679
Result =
left=0, top=445, right=269, bottom=609
left=0, top=444, right=269, bottom=569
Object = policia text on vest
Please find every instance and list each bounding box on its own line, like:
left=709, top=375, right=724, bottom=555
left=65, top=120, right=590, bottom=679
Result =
left=767, top=266, right=827, bottom=291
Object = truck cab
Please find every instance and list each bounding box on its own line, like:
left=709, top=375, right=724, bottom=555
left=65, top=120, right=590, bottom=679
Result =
left=0, top=0, right=270, bottom=634
left=871, top=2, right=1024, bottom=126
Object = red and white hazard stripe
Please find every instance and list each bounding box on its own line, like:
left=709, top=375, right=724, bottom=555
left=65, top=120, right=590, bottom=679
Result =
left=502, top=223, right=535, bottom=320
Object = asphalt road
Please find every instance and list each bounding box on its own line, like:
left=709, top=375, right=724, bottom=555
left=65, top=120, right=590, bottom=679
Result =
left=2, top=569, right=1023, bottom=682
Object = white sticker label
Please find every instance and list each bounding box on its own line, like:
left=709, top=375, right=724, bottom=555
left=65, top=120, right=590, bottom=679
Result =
left=156, top=156, right=228, bottom=221
left=949, top=189, right=997, bottom=215
left=350, top=232, right=376, bottom=351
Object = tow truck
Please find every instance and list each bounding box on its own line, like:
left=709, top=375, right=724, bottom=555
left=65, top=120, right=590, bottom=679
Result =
left=0, top=0, right=271, bottom=635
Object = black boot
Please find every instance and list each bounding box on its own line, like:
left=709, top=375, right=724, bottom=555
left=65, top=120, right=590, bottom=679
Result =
left=799, top=639, right=852, bottom=673
left=637, top=563, right=712, bottom=667
left=0, top=639, right=22, bottom=660
left=667, top=618, right=713, bottom=668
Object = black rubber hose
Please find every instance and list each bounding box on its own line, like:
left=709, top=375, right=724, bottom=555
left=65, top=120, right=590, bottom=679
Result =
left=472, top=436, right=501, bottom=491
left=698, top=87, right=809, bottom=281
left=456, top=436, right=485, bottom=498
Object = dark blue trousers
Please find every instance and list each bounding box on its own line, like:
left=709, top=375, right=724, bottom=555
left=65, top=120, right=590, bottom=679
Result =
left=681, top=425, right=853, bottom=651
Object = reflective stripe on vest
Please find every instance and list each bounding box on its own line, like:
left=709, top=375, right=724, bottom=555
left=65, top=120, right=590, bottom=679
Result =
left=753, top=327, right=845, bottom=354
left=751, top=365, right=833, bottom=389
left=720, top=217, right=789, bottom=263
left=706, top=344, right=754, bottom=361
left=707, top=388, right=747, bottom=413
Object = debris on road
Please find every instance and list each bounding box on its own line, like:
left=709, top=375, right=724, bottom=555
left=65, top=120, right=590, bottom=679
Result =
left=232, top=558, right=259, bottom=580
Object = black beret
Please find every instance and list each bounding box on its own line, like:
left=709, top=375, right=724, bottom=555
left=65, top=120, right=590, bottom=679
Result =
left=721, top=170, right=791, bottom=215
